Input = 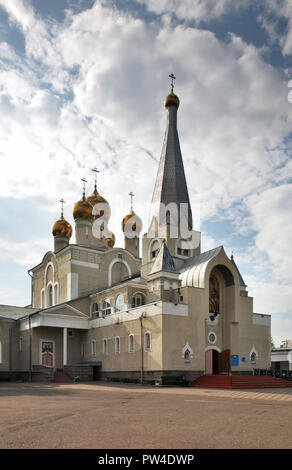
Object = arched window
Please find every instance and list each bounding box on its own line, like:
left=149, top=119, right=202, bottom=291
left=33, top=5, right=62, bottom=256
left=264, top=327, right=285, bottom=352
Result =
left=115, top=337, right=120, bottom=354
left=132, top=293, right=146, bottom=308
left=184, top=350, right=190, bottom=363
left=209, top=275, right=219, bottom=314
left=177, top=239, right=191, bottom=257
left=102, top=299, right=111, bottom=317
left=41, top=289, right=45, bottom=308
left=150, top=240, right=160, bottom=260
left=91, top=340, right=96, bottom=356
left=54, top=284, right=58, bottom=305
left=91, top=302, right=99, bottom=318
left=47, top=285, right=53, bottom=307
left=129, top=334, right=134, bottom=353
left=114, top=294, right=125, bottom=312
left=251, top=352, right=257, bottom=363
left=145, top=332, right=151, bottom=352
left=103, top=339, right=108, bottom=354
left=0, top=340, right=2, bottom=364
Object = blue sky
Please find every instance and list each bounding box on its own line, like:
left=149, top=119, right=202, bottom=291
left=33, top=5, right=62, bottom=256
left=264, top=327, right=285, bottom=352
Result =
left=0, top=0, right=292, bottom=346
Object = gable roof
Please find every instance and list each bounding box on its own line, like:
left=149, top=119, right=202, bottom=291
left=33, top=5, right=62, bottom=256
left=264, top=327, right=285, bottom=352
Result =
left=0, top=304, right=38, bottom=321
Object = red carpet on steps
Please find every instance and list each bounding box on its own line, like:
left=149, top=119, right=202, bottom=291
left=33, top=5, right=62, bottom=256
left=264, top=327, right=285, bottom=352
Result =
left=53, top=371, right=72, bottom=383
left=191, top=374, right=292, bottom=389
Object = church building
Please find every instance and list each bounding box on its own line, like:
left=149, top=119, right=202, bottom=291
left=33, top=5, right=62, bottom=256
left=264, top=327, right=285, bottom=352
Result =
left=0, top=81, right=271, bottom=383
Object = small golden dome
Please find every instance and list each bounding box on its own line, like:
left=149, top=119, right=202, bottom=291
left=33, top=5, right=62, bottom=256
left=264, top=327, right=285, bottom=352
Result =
left=122, top=210, right=137, bottom=232
left=52, top=215, right=72, bottom=239
left=107, top=232, right=115, bottom=248
left=87, top=186, right=108, bottom=219
left=73, top=194, right=93, bottom=221
left=164, top=92, right=180, bottom=109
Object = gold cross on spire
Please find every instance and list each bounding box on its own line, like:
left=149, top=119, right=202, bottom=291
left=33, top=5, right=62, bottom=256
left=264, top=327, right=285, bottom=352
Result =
left=81, top=177, right=87, bottom=196
left=129, top=191, right=134, bottom=211
left=91, top=167, right=100, bottom=188
left=59, top=198, right=65, bottom=217
left=169, top=73, right=176, bottom=93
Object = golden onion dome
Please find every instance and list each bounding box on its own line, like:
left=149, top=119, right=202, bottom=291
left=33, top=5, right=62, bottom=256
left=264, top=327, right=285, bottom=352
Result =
left=87, top=186, right=108, bottom=219
left=52, top=215, right=72, bottom=239
left=73, top=194, right=93, bottom=221
left=122, top=209, right=137, bottom=232
left=164, top=92, right=180, bottom=109
left=106, top=232, right=115, bottom=248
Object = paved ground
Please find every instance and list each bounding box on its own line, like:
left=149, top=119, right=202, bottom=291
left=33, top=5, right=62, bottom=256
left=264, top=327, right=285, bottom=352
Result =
left=0, top=381, right=292, bottom=449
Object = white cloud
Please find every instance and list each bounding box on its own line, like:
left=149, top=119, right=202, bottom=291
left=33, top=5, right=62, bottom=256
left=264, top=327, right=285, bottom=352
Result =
left=136, top=0, right=250, bottom=23
left=247, top=184, right=292, bottom=280
left=0, top=236, right=50, bottom=267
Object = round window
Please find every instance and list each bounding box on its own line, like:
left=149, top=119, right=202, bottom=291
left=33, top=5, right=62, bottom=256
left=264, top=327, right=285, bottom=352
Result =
left=208, top=332, right=216, bottom=344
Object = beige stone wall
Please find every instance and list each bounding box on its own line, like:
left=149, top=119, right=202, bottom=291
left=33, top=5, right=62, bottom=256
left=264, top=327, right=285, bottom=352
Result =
left=0, top=321, right=12, bottom=371
left=85, top=315, right=163, bottom=372
left=162, top=287, right=206, bottom=372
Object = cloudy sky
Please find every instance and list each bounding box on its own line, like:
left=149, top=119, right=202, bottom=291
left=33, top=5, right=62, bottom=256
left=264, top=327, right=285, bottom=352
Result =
left=0, top=0, right=291, bottom=346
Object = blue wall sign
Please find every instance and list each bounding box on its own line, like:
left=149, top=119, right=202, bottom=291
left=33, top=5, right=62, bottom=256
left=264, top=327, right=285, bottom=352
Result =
left=231, top=355, right=239, bottom=366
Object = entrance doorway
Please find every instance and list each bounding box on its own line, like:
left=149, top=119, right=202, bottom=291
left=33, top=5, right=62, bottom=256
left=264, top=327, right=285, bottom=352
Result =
left=41, top=341, right=54, bottom=368
left=205, top=349, right=230, bottom=375
left=212, top=350, right=219, bottom=374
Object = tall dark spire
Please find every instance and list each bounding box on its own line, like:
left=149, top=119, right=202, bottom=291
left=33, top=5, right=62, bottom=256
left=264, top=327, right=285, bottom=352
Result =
left=149, top=81, right=192, bottom=231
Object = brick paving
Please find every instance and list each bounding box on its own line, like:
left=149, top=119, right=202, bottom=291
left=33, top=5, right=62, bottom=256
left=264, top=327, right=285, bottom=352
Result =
left=0, top=382, right=291, bottom=449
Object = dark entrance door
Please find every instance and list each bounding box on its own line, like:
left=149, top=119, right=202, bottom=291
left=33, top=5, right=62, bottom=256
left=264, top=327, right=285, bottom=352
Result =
left=212, top=350, right=219, bottom=374
left=219, top=349, right=230, bottom=374
left=93, top=365, right=101, bottom=381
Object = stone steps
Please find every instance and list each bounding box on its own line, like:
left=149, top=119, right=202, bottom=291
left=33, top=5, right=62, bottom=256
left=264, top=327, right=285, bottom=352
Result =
left=191, top=374, right=292, bottom=389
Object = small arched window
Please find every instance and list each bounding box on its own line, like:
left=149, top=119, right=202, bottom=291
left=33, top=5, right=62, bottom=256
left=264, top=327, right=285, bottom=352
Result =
left=150, top=240, right=160, bottom=260
left=251, top=352, right=257, bottom=363
left=47, top=285, right=53, bottom=307
left=177, top=239, right=190, bottom=257
left=91, top=302, right=99, bottom=318
left=114, top=294, right=125, bottom=312
left=103, top=339, right=108, bottom=354
left=115, top=337, right=120, bottom=354
left=0, top=340, right=2, bottom=364
left=54, top=284, right=58, bottom=305
left=91, top=340, right=96, bottom=356
left=145, top=332, right=151, bottom=352
left=129, top=334, right=134, bottom=353
left=102, top=299, right=111, bottom=317
left=184, top=350, right=190, bottom=363
left=132, top=293, right=146, bottom=308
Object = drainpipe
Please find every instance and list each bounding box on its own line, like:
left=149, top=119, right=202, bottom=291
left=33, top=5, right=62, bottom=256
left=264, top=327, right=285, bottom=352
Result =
left=28, top=314, right=32, bottom=383
left=27, top=270, right=34, bottom=382
left=27, top=269, right=33, bottom=307
left=139, top=312, right=146, bottom=384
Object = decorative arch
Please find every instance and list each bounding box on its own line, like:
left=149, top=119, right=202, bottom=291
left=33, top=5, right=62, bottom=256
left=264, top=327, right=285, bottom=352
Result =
left=249, top=345, right=258, bottom=362
left=181, top=342, right=193, bottom=361
left=44, top=261, right=55, bottom=285
left=108, top=258, right=131, bottom=287
left=204, top=345, right=222, bottom=353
